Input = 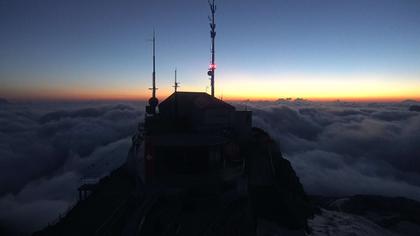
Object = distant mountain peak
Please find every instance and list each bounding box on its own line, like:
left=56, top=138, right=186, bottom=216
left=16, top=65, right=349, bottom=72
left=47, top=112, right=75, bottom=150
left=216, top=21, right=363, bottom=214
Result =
left=0, top=98, right=9, bottom=105
left=401, top=99, right=418, bottom=104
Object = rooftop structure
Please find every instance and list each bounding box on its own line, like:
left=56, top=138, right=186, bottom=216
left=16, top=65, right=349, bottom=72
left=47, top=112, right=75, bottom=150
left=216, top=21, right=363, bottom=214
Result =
left=141, top=0, right=252, bottom=185
left=143, top=90, right=251, bottom=184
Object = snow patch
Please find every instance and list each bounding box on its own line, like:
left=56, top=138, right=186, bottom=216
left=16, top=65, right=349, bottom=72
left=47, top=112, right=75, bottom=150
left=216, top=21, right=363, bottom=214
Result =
left=309, top=209, right=398, bottom=236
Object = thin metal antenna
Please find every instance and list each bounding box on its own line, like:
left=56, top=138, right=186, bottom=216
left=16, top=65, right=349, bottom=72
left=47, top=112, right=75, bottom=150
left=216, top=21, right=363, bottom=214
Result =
left=150, top=31, right=157, bottom=98
left=147, top=30, right=158, bottom=115
left=173, top=68, right=180, bottom=92
left=207, top=0, right=217, bottom=97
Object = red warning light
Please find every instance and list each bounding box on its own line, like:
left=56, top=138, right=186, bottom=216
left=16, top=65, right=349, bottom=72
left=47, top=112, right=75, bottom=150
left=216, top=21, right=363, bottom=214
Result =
left=209, top=64, right=217, bottom=70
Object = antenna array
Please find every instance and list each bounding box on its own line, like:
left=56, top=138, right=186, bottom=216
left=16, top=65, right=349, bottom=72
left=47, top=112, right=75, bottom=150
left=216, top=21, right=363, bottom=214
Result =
left=207, top=0, right=217, bottom=97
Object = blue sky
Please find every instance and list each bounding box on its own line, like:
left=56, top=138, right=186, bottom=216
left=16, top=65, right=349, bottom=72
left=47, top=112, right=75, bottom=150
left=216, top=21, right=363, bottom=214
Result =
left=1, top=0, right=419, bottom=100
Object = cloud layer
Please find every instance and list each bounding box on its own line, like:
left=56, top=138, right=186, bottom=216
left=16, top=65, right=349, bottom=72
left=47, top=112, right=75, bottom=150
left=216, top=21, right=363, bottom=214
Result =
left=0, top=101, right=143, bottom=233
left=242, top=100, right=420, bottom=200
left=1, top=99, right=420, bottom=234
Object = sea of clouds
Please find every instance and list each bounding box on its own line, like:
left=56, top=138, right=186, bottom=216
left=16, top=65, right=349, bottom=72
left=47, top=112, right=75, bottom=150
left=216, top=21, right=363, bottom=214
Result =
left=1, top=99, right=420, bottom=233
left=242, top=99, right=420, bottom=201
left=0, top=101, right=144, bottom=234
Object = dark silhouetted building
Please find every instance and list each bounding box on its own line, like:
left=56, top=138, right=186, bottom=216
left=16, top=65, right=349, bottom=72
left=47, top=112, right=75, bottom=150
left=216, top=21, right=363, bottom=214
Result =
left=143, top=91, right=252, bottom=185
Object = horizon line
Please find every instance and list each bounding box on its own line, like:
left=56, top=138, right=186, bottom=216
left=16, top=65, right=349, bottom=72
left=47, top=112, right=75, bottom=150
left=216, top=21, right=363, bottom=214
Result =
left=2, top=94, right=419, bottom=103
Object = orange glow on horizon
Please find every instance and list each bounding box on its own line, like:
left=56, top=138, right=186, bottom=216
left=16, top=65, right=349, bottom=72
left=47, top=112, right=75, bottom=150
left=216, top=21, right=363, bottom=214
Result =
left=2, top=89, right=419, bottom=103
left=2, top=73, right=419, bottom=103
left=217, top=72, right=420, bottom=103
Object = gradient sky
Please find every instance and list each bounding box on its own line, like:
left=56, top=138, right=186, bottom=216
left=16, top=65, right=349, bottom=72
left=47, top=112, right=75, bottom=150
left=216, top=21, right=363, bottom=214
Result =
left=1, top=0, right=419, bottom=101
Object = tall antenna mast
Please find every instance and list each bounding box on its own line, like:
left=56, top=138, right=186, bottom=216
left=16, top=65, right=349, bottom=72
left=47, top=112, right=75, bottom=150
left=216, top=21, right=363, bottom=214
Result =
left=152, top=31, right=157, bottom=98
left=207, top=0, right=217, bottom=97
left=173, top=68, right=180, bottom=92
left=147, top=31, right=158, bottom=115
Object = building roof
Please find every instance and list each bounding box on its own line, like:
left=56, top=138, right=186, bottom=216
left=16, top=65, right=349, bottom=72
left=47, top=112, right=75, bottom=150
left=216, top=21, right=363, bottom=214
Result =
left=159, top=92, right=235, bottom=113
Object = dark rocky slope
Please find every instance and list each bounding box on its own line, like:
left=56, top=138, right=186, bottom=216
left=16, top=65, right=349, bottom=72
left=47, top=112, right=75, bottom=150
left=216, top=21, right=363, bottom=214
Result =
left=34, top=128, right=313, bottom=235
left=246, top=128, right=314, bottom=230
left=34, top=168, right=137, bottom=236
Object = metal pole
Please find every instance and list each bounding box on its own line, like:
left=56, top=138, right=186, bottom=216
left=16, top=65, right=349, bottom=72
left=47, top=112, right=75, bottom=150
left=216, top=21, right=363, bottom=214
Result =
left=209, top=0, right=216, bottom=97
left=152, top=31, right=156, bottom=98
